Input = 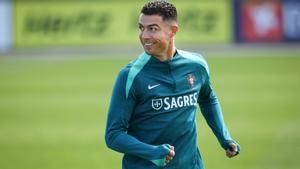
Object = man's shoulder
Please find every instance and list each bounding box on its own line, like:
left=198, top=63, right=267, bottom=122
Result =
left=120, top=52, right=151, bottom=98
left=119, top=52, right=150, bottom=75
left=177, top=49, right=210, bottom=74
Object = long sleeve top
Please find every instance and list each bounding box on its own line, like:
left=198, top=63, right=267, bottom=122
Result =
left=105, top=50, right=240, bottom=169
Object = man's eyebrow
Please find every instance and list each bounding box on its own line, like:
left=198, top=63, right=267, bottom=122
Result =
left=138, top=23, right=159, bottom=27
left=147, top=24, right=159, bottom=27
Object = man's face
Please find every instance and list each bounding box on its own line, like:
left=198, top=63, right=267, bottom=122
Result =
left=138, top=14, right=175, bottom=57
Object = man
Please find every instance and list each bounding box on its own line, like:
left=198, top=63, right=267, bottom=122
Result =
left=105, top=1, right=240, bottom=168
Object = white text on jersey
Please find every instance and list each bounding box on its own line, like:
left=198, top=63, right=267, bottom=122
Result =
left=152, top=92, right=198, bottom=110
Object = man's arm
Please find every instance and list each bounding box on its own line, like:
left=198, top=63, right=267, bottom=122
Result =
left=198, top=67, right=240, bottom=157
left=105, top=68, right=172, bottom=166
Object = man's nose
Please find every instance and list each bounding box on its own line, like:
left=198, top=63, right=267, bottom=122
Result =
left=140, top=31, right=150, bottom=39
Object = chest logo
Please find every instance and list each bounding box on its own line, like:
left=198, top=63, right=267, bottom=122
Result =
left=151, top=92, right=198, bottom=111
left=186, top=74, right=196, bottom=87
left=148, top=84, right=160, bottom=90
left=152, top=99, right=163, bottom=110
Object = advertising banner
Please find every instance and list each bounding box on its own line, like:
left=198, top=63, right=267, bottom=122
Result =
left=235, top=0, right=283, bottom=42
left=176, top=1, right=233, bottom=44
left=282, top=0, right=300, bottom=41
left=15, top=1, right=144, bottom=47
left=15, top=1, right=232, bottom=47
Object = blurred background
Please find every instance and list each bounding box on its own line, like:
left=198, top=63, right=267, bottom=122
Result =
left=0, top=0, right=299, bottom=169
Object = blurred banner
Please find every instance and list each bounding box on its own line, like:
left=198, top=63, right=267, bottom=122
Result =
left=282, top=0, right=300, bottom=41
left=176, top=1, right=233, bottom=44
left=13, top=0, right=300, bottom=47
left=15, top=1, right=144, bottom=47
left=234, top=0, right=283, bottom=42
left=14, top=0, right=232, bottom=47
left=234, top=0, right=300, bottom=43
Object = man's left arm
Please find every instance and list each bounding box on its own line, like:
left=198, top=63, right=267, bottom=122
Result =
left=198, top=69, right=240, bottom=158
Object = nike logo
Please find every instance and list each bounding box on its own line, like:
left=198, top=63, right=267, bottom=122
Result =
left=148, top=84, right=161, bottom=90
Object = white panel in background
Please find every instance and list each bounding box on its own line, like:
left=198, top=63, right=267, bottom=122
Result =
left=0, top=0, right=13, bottom=54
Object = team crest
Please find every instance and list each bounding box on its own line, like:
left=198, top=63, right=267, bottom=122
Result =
left=152, top=99, right=163, bottom=110
left=186, top=74, right=196, bottom=87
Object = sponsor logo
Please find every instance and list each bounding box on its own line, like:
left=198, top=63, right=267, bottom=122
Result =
left=151, top=92, right=198, bottom=111
left=152, top=99, right=163, bottom=110
left=148, top=84, right=161, bottom=90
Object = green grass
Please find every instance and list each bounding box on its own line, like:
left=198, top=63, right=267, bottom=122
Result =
left=0, top=55, right=299, bottom=169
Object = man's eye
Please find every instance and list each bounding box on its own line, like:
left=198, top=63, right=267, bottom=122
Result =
left=139, top=26, right=144, bottom=31
left=150, top=27, right=157, bottom=32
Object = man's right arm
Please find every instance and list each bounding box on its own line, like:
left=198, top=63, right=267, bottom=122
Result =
left=105, top=68, right=171, bottom=166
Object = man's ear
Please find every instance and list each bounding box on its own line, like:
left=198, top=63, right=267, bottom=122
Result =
left=170, top=25, right=178, bottom=37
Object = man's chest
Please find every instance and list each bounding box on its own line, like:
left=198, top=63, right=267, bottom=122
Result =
left=133, top=66, right=205, bottom=112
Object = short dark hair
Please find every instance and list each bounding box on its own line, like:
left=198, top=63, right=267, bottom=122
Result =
left=141, top=0, right=177, bottom=22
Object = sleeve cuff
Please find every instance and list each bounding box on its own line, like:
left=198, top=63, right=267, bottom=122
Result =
left=150, top=144, right=171, bottom=167
left=151, top=159, right=166, bottom=167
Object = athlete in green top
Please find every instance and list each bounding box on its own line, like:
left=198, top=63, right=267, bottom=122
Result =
left=105, top=1, right=240, bottom=168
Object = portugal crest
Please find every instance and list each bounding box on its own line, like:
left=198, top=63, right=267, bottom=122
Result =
left=186, top=74, right=196, bottom=87
left=152, top=99, right=163, bottom=110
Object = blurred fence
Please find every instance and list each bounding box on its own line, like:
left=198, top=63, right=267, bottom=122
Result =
left=0, top=0, right=300, bottom=53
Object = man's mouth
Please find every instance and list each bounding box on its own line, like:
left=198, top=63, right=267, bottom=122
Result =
left=143, top=41, right=155, bottom=47
left=144, top=43, right=154, bottom=47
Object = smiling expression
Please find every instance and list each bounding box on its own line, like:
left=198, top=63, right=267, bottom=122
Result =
left=138, top=14, right=177, bottom=59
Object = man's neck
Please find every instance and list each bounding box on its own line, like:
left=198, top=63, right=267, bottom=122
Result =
left=154, top=46, right=176, bottom=62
